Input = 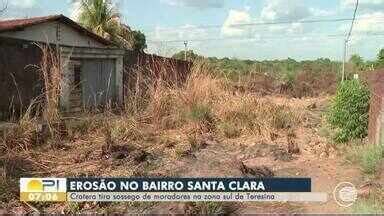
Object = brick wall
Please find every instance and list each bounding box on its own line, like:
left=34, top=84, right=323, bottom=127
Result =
left=367, top=70, right=384, bottom=144
left=0, top=37, right=43, bottom=121
left=123, top=50, right=192, bottom=99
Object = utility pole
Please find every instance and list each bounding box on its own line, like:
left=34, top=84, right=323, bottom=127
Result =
left=342, top=0, right=359, bottom=82
left=342, top=39, right=347, bottom=82
left=184, top=41, right=188, bottom=61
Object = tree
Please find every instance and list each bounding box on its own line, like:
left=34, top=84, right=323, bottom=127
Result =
left=349, top=54, right=363, bottom=67
left=118, top=25, right=147, bottom=51
left=349, top=54, right=365, bottom=73
left=128, top=30, right=146, bottom=51
left=172, top=50, right=201, bottom=61
left=377, top=48, right=384, bottom=67
left=327, top=79, right=370, bottom=143
left=76, top=0, right=121, bottom=40
left=75, top=0, right=147, bottom=51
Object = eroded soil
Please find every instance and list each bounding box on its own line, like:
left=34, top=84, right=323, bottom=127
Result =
left=3, top=96, right=376, bottom=214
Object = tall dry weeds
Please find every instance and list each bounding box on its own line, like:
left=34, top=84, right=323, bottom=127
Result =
left=214, top=93, right=297, bottom=138
left=37, top=44, right=63, bottom=125
left=0, top=101, right=40, bottom=153
left=144, top=61, right=222, bottom=131
left=124, top=65, right=154, bottom=115
left=180, top=62, right=223, bottom=107
left=1, top=44, right=65, bottom=153
left=123, top=59, right=298, bottom=137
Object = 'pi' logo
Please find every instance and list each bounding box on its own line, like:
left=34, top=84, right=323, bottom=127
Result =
left=23, top=178, right=63, bottom=192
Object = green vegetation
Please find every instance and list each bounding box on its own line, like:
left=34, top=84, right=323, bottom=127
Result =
left=188, top=104, right=213, bottom=122
left=377, top=49, right=384, bottom=67
left=187, top=104, right=216, bottom=132
left=129, top=30, right=147, bottom=51
left=346, top=144, right=384, bottom=174
left=77, top=0, right=121, bottom=39
left=173, top=50, right=341, bottom=81
left=173, top=49, right=384, bottom=85
left=352, top=197, right=384, bottom=214
left=359, top=144, right=384, bottom=174
left=76, top=0, right=147, bottom=51
left=327, top=79, right=370, bottom=143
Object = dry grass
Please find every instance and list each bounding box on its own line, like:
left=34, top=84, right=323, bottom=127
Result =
left=1, top=59, right=304, bottom=213
left=122, top=60, right=298, bottom=138
left=127, top=61, right=224, bottom=132
left=0, top=102, right=40, bottom=153
left=1, top=44, right=68, bottom=152
left=0, top=45, right=66, bottom=210
left=213, top=93, right=297, bottom=138
left=37, top=44, right=63, bottom=125
left=146, top=81, right=180, bottom=129
left=181, top=64, right=224, bottom=107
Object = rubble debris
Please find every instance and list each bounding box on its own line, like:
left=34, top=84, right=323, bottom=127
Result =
left=237, top=161, right=274, bottom=177
left=131, top=150, right=149, bottom=163
left=287, top=133, right=300, bottom=154
left=358, top=182, right=382, bottom=198
left=101, top=143, right=134, bottom=160
left=272, top=148, right=294, bottom=161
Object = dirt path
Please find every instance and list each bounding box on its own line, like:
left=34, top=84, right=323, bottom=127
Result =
left=167, top=138, right=361, bottom=214
left=147, top=96, right=364, bottom=214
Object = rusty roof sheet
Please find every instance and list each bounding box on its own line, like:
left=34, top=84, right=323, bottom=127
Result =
left=0, top=14, right=112, bottom=46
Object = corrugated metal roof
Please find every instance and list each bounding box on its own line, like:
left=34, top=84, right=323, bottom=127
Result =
left=0, top=14, right=112, bottom=46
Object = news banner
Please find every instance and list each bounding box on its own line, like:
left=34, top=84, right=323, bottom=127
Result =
left=19, top=177, right=328, bottom=202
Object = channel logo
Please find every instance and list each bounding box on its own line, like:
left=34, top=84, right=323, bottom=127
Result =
left=333, top=182, right=357, bottom=207
left=20, top=178, right=67, bottom=202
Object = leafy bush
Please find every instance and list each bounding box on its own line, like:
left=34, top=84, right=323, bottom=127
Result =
left=359, top=144, right=384, bottom=174
left=346, top=142, right=384, bottom=174
left=327, top=79, right=370, bottom=143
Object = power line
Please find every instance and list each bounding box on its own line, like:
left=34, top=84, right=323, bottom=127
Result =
left=147, top=32, right=384, bottom=44
left=148, top=35, right=342, bottom=43
left=144, top=16, right=384, bottom=33
left=342, top=0, right=359, bottom=81
left=346, top=0, right=359, bottom=42
left=152, top=18, right=352, bottom=31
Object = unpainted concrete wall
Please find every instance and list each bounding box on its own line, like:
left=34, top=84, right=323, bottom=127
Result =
left=368, top=70, right=384, bottom=145
left=0, top=37, right=43, bottom=120
left=0, top=21, right=106, bottom=48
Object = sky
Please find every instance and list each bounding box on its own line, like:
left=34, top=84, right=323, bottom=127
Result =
left=1, top=0, right=384, bottom=60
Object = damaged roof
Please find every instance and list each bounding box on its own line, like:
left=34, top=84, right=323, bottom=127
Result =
left=0, top=14, right=112, bottom=46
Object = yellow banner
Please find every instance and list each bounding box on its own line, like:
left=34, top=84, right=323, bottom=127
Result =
left=20, top=192, right=67, bottom=202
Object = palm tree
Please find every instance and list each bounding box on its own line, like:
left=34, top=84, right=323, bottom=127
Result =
left=76, top=0, right=121, bottom=40
left=75, top=0, right=147, bottom=51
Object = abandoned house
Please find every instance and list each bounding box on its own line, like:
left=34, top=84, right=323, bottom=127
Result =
left=0, top=14, right=124, bottom=118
